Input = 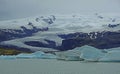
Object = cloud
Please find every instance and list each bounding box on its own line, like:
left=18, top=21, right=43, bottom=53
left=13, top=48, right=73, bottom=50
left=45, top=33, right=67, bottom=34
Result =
left=0, top=0, right=120, bottom=20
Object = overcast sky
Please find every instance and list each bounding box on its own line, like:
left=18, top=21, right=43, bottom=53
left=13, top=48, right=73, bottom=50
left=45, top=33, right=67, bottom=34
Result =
left=0, top=0, right=120, bottom=20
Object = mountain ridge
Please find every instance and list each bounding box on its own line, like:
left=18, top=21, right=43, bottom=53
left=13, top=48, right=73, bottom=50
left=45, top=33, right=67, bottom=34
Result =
left=0, top=14, right=120, bottom=52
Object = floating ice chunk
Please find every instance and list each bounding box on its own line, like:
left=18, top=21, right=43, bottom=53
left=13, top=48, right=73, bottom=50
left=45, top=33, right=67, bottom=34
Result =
left=32, top=51, right=57, bottom=59
left=55, top=45, right=105, bottom=61
left=16, top=51, right=45, bottom=59
left=16, top=53, right=35, bottom=59
left=32, top=51, right=45, bottom=58
left=79, top=45, right=105, bottom=61
left=40, top=53, right=57, bottom=59
left=55, top=49, right=83, bottom=61
left=99, top=51, right=120, bottom=62
left=64, top=56, right=83, bottom=61
left=0, top=55, right=16, bottom=60
left=16, top=51, right=57, bottom=59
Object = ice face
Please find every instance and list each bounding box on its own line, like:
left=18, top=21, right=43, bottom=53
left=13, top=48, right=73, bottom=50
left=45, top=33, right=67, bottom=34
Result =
left=55, top=45, right=105, bottom=61
left=16, top=51, right=57, bottom=59
left=16, top=53, right=36, bottom=59
left=55, top=50, right=82, bottom=61
left=99, top=51, right=120, bottom=62
left=0, top=51, right=57, bottom=60
left=32, top=51, right=45, bottom=55
left=79, top=45, right=105, bottom=61
left=0, top=55, right=16, bottom=60
left=39, top=53, right=57, bottom=59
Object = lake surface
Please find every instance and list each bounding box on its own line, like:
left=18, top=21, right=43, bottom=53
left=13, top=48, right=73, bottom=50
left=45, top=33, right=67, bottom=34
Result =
left=0, top=59, right=120, bottom=74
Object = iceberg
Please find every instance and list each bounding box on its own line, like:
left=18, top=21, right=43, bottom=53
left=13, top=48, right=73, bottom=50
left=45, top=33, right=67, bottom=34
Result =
left=55, top=49, right=83, bottom=61
left=32, top=51, right=57, bottom=59
left=55, top=45, right=105, bottom=61
left=0, top=55, right=16, bottom=60
left=31, top=51, right=45, bottom=59
left=99, top=51, right=120, bottom=62
left=39, top=53, right=57, bottom=59
left=16, top=53, right=35, bottom=59
left=79, top=45, right=105, bottom=61
left=0, top=51, right=57, bottom=60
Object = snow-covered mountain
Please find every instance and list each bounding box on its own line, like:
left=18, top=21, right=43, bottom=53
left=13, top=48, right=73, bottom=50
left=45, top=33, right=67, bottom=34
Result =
left=0, top=14, right=120, bottom=52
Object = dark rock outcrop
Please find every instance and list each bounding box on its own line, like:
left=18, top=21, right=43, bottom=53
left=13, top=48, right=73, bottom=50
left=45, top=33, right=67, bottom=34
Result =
left=24, top=39, right=56, bottom=49
left=42, top=15, right=56, bottom=24
left=0, top=22, right=48, bottom=42
left=59, top=31, right=120, bottom=50
left=108, top=24, right=120, bottom=28
left=23, top=31, right=120, bottom=51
